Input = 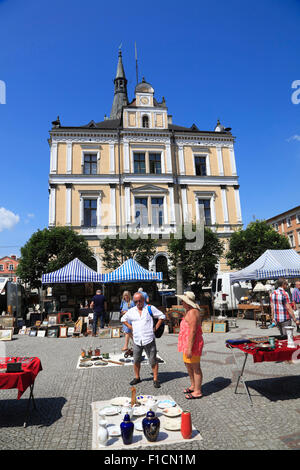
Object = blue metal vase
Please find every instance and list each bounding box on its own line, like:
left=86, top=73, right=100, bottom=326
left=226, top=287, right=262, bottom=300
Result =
left=142, top=410, right=160, bottom=442
left=120, top=413, right=134, bottom=445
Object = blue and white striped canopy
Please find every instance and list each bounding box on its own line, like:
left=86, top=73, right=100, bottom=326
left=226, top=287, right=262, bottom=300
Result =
left=230, top=249, right=300, bottom=284
left=103, top=258, right=162, bottom=283
left=42, top=258, right=103, bottom=284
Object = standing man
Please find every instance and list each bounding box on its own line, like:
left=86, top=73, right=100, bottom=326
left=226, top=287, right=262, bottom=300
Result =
left=292, top=280, right=300, bottom=332
left=271, top=278, right=300, bottom=335
left=90, top=289, right=107, bottom=336
left=121, top=292, right=165, bottom=389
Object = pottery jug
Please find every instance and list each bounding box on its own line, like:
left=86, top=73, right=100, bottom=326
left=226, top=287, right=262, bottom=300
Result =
left=98, top=420, right=109, bottom=447
left=142, top=410, right=160, bottom=442
left=120, top=413, right=134, bottom=445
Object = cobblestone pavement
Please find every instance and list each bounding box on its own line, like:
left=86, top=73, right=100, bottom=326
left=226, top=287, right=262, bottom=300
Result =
left=0, top=319, right=299, bottom=450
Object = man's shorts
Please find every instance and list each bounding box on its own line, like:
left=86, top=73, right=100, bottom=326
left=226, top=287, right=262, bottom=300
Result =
left=133, top=340, right=157, bottom=367
left=183, top=353, right=201, bottom=364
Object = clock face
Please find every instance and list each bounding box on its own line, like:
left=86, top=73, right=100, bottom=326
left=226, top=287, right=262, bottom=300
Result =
left=141, top=96, right=149, bottom=105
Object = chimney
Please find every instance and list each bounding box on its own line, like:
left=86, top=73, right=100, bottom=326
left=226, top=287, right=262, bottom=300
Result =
left=168, top=115, right=173, bottom=124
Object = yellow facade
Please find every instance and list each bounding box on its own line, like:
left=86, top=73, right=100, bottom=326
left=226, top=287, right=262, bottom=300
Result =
left=48, top=57, right=242, bottom=276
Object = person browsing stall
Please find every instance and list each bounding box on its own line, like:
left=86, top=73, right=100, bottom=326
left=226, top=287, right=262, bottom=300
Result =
left=292, top=280, right=300, bottom=332
left=121, top=292, right=165, bottom=389
left=90, top=289, right=107, bottom=336
left=120, top=291, right=135, bottom=351
left=271, top=278, right=300, bottom=336
left=176, top=291, right=204, bottom=400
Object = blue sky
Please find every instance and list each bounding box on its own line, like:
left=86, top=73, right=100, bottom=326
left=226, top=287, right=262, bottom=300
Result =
left=0, top=0, right=300, bottom=258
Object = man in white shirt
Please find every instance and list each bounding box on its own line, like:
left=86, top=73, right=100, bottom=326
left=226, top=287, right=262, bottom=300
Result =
left=121, top=292, right=165, bottom=389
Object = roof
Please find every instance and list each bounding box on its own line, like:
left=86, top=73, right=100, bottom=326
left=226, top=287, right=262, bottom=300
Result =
left=229, top=249, right=300, bottom=283
left=42, top=258, right=103, bottom=284
left=103, top=258, right=162, bottom=283
left=266, top=205, right=300, bottom=222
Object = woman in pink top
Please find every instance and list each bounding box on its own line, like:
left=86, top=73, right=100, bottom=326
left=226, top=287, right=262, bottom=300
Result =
left=177, top=292, right=204, bottom=399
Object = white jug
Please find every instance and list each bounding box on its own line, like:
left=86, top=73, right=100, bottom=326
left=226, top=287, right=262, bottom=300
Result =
left=98, top=419, right=109, bottom=447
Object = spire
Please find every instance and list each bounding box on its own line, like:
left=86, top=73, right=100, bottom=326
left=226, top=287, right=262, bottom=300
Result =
left=110, top=50, right=128, bottom=120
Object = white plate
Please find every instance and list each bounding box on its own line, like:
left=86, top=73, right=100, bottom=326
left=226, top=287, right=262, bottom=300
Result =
left=162, top=417, right=181, bottom=431
left=99, top=406, right=121, bottom=416
left=134, top=419, right=143, bottom=431
left=108, top=425, right=121, bottom=437
left=136, top=395, right=154, bottom=405
left=110, top=397, right=130, bottom=406
left=162, top=406, right=182, bottom=417
left=157, top=399, right=176, bottom=408
left=132, top=405, right=148, bottom=416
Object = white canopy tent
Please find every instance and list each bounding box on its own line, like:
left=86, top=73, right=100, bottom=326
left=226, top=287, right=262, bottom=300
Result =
left=229, top=249, right=300, bottom=284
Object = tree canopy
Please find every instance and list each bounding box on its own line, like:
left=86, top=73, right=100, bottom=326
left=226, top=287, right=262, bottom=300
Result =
left=99, top=234, right=157, bottom=271
left=226, top=220, right=291, bottom=270
left=17, top=227, right=97, bottom=288
left=167, top=225, right=224, bottom=296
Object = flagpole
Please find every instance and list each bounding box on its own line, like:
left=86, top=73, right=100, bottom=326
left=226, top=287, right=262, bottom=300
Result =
left=135, top=42, right=138, bottom=85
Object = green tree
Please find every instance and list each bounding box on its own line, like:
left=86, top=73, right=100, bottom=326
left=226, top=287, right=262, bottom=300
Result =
left=17, top=227, right=97, bottom=288
left=99, top=234, right=157, bottom=271
left=226, top=220, right=291, bottom=270
left=167, top=225, right=224, bottom=297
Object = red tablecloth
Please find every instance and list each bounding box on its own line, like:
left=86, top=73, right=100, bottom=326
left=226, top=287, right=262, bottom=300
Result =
left=0, top=357, right=42, bottom=399
left=227, top=336, right=300, bottom=363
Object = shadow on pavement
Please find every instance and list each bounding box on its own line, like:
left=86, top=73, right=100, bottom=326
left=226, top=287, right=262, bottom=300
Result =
left=0, top=397, right=67, bottom=428
left=246, top=375, right=300, bottom=402
left=202, top=376, right=232, bottom=396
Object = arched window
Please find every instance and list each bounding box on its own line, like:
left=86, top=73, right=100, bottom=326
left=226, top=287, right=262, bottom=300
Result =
left=142, top=115, right=149, bottom=128
left=155, top=255, right=169, bottom=281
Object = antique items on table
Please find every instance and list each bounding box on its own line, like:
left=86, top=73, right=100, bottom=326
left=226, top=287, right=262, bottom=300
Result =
left=0, top=356, right=43, bottom=427
left=226, top=334, right=300, bottom=406
left=92, top=394, right=201, bottom=449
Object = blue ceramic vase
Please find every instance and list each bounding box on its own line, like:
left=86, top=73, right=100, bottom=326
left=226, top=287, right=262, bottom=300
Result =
left=120, top=413, right=134, bottom=445
left=142, top=410, right=160, bottom=442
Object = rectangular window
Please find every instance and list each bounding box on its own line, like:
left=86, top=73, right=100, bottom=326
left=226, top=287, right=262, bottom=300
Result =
left=83, top=154, right=97, bottom=175
left=0, top=265, right=3, bottom=271
left=198, top=199, right=212, bottom=225
left=135, top=198, right=148, bottom=227
left=134, top=153, right=146, bottom=173
left=84, top=199, right=97, bottom=227
left=287, top=217, right=292, bottom=227
left=151, top=197, right=164, bottom=227
left=149, top=153, right=162, bottom=174
left=9, top=265, right=14, bottom=271
left=296, top=213, right=300, bottom=224
left=195, top=156, right=207, bottom=176
left=288, top=233, right=295, bottom=247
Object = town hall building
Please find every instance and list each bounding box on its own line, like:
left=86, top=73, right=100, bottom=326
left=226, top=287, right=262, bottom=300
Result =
left=48, top=51, right=243, bottom=277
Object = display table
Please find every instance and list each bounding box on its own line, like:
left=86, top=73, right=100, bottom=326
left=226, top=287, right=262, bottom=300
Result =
left=226, top=337, right=300, bottom=406
left=237, top=304, right=261, bottom=321
left=91, top=395, right=202, bottom=450
left=0, top=357, right=42, bottom=427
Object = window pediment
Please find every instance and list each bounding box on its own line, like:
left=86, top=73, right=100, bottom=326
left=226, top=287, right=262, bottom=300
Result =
left=132, top=184, right=168, bottom=195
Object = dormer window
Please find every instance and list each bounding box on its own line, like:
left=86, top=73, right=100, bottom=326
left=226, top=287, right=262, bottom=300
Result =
left=142, top=115, right=149, bottom=128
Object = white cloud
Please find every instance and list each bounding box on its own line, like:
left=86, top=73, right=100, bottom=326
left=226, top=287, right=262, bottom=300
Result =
left=27, top=213, right=35, bottom=218
left=0, top=207, right=20, bottom=232
left=287, top=135, right=300, bottom=142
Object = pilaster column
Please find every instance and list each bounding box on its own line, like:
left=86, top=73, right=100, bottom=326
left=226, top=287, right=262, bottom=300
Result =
left=109, top=143, right=115, bottom=174
left=110, top=184, right=117, bottom=228
left=234, top=185, right=242, bottom=223
left=181, top=185, right=189, bottom=223
left=229, top=145, right=237, bottom=176
left=216, top=145, right=224, bottom=176
left=178, top=145, right=185, bottom=175
left=168, top=184, right=176, bottom=225
left=166, top=142, right=172, bottom=174
left=124, top=183, right=131, bottom=225
left=66, top=141, right=72, bottom=174
left=48, top=184, right=56, bottom=226
left=124, top=141, right=130, bottom=173
left=65, top=183, right=72, bottom=226
left=221, top=185, right=229, bottom=224
left=50, top=142, right=58, bottom=174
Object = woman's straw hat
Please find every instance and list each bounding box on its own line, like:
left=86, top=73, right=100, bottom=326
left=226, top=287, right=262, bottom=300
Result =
left=176, top=291, right=200, bottom=310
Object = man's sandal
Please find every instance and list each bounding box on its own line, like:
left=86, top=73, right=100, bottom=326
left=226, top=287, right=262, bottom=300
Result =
left=183, top=388, right=194, bottom=394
